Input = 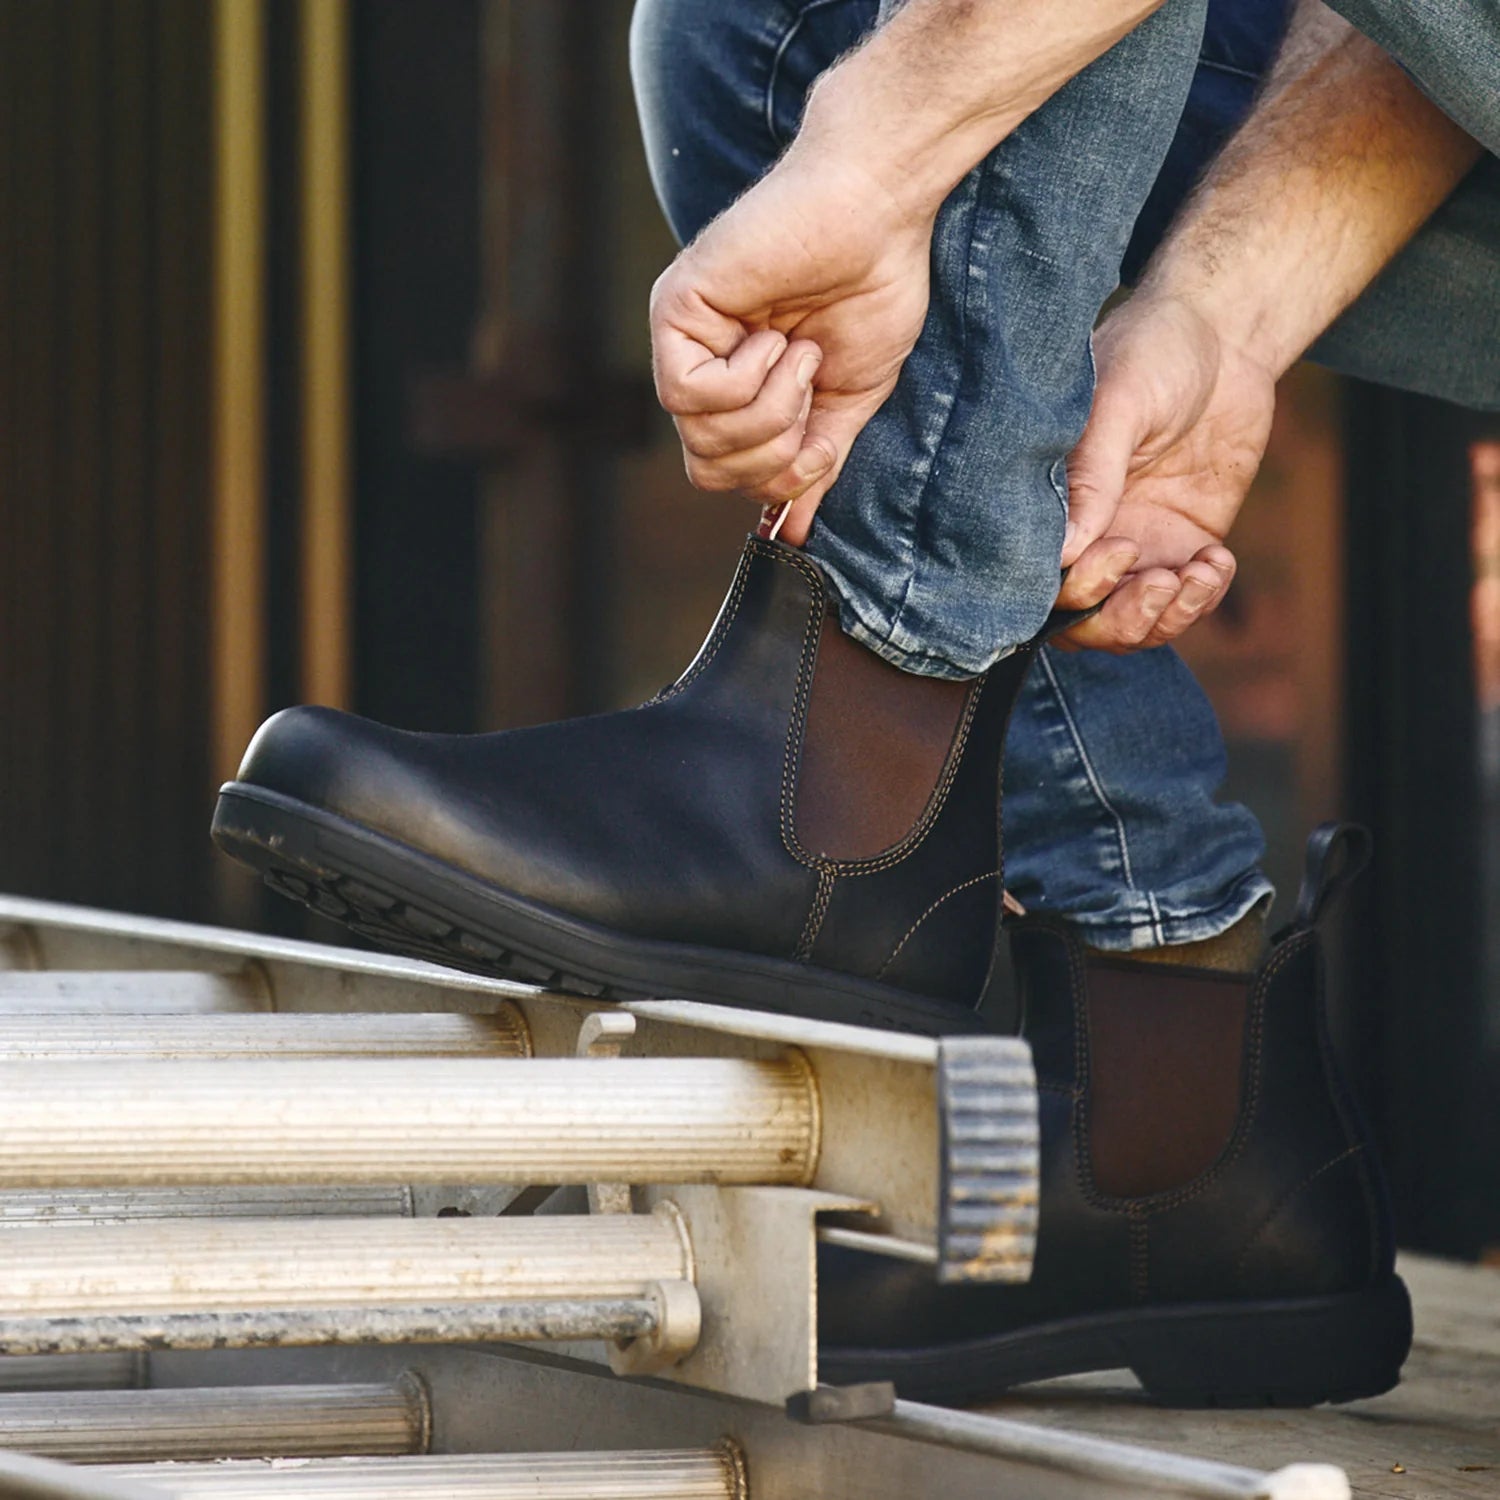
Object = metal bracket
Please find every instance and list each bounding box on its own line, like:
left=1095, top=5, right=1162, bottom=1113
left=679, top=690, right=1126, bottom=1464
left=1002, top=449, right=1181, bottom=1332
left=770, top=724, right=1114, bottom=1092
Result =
left=607, top=1278, right=703, bottom=1378
left=636, top=1185, right=878, bottom=1405
left=576, top=1012, right=636, bottom=1216
left=0, top=924, right=41, bottom=971
left=937, top=1036, right=1039, bottom=1284
left=786, top=1382, right=897, bottom=1425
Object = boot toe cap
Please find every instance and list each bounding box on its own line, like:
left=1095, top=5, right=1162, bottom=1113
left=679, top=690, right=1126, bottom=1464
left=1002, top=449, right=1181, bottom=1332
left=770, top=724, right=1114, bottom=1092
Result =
left=233, top=705, right=396, bottom=816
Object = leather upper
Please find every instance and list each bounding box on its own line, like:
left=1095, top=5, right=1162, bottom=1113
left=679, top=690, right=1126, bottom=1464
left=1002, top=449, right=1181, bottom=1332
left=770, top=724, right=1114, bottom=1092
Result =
left=234, top=537, right=1029, bottom=1006
left=819, top=912, right=1397, bottom=1345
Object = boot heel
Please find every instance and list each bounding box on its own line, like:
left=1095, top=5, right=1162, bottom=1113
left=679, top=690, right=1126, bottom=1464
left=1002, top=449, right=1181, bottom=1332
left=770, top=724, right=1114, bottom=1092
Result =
left=1128, top=1276, right=1413, bottom=1408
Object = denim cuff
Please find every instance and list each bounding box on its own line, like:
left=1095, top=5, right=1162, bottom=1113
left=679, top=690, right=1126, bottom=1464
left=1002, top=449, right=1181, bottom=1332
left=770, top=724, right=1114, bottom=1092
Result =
left=1051, top=868, right=1276, bottom=953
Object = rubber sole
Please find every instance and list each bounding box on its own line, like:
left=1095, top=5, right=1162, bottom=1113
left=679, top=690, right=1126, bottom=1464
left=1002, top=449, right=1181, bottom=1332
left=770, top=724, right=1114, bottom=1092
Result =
left=211, top=783, right=988, bottom=1037
left=820, top=1274, right=1413, bottom=1408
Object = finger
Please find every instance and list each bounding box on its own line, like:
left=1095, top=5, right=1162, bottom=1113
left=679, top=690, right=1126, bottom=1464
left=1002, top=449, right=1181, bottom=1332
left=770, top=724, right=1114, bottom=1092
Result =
left=1056, top=535, right=1140, bottom=611
left=1054, top=569, right=1181, bottom=654
left=675, top=341, right=822, bottom=459
left=654, top=324, right=788, bottom=416
left=1063, top=388, right=1143, bottom=567
left=1140, top=551, right=1236, bottom=647
left=683, top=383, right=814, bottom=492
left=741, top=401, right=875, bottom=543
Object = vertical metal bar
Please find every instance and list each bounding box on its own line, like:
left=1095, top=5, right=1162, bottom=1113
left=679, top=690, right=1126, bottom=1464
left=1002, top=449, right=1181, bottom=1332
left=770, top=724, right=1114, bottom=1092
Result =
left=211, top=0, right=268, bottom=787
left=298, top=0, right=352, bottom=709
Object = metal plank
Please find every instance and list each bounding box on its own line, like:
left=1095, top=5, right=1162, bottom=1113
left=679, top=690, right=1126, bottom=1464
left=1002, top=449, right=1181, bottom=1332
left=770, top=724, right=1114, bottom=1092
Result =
left=0, top=972, right=269, bottom=1016
left=0, top=1450, right=159, bottom=1500
left=0, top=898, right=930, bottom=1057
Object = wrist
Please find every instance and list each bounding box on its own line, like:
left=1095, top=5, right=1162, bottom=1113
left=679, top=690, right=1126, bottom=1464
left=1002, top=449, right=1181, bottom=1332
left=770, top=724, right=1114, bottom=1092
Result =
left=1135, top=258, right=1298, bottom=381
left=1104, top=285, right=1283, bottom=419
left=794, top=48, right=1020, bottom=227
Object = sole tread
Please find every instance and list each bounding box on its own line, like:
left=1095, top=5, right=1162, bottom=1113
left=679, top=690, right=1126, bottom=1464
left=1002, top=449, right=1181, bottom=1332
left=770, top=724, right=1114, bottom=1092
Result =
left=212, top=782, right=989, bottom=1034
left=253, top=845, right=629, bottom=998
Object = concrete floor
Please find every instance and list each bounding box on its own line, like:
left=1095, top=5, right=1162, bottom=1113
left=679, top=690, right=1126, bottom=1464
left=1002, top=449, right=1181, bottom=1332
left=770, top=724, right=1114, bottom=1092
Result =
left=983, top=1254, right=1500, bottom=1498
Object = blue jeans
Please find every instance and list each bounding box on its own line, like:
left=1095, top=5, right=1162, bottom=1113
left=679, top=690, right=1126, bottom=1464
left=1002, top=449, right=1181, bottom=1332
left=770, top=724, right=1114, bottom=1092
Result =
left=631, top=0, right=1500, bottom=948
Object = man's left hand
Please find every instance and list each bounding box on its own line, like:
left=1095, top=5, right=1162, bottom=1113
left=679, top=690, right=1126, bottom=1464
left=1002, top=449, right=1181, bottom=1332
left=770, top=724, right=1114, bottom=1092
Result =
left=1054, top=291, right=1276, bottom=652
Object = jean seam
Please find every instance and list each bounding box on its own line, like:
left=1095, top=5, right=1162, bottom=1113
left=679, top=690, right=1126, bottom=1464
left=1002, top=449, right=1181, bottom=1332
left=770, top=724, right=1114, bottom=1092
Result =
left=764, top=0, right=863, bottom=147
left=885, top=165, right=988, bottom=648
left=1035, top=645, right=1142, bottom=901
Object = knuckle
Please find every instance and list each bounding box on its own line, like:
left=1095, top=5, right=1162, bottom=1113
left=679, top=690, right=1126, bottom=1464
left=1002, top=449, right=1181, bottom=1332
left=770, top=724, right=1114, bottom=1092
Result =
left=747, top=473, right=806, bottom=506
left=738, top=458, right=792, bottom=493
left=683, top=453, right=733, bottom=493
left=659, top=376, right=692, bottom=413
left=676, top=418, right=728, bottom=460
left=769, top=427, right=804, bottom=467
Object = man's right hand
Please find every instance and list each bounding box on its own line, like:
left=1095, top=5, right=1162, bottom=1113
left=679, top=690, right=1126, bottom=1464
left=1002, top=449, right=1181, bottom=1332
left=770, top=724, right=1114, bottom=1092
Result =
left=649, top=148, right=936, bottom=547
left=1054, top=0, right=1481, bottom=655
left=648, top=0, right=1174, bottom=549
left=1052, top=292, right=1276, bottom=652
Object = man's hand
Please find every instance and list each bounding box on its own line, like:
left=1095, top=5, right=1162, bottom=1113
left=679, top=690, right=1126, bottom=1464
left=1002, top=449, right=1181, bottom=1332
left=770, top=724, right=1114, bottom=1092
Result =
left=1053, top=293, right=1273, bottom=651
left=649, top=0, right=1172, bottom=546
left=650, top=155, right=935, bottom=546
left=1053, top=0, right=1479, bottom=654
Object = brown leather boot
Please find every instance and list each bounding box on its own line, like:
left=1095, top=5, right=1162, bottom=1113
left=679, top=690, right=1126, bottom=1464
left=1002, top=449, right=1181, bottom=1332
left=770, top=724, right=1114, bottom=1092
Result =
left=213, top=536, right=1073, bottom=1034
left=820, top=825, right=1413, bottom=1406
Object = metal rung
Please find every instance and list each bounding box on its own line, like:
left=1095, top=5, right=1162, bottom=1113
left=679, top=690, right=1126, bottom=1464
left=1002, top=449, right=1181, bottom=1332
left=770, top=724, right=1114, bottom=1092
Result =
left=107, top=1449, right=745, bottom=1499
left=0, top=1056, right=816, bottom=1187
left=0, top=1212, right=690, bottom=1338
left=0, top=1188, right=413, bottom=1229
left=0, top=1013, right=530, bottom=1061
left=0, top=972, right=269, bottom=1016
left=0, top=1301, right=667, bottom=1358
left=0, top=1381, right=427, bottom=1463
left=13, top=1446, right=747, bottom=1500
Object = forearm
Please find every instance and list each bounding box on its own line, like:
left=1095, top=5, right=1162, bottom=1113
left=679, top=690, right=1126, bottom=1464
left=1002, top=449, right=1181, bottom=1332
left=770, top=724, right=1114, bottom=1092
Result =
left=792, top=0, right=1167, bottom=221
left=1141, top=0, right=1482, bottom=377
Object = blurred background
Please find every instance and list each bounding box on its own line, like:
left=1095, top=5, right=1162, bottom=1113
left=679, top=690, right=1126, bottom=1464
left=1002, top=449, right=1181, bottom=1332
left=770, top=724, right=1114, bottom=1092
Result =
left=0, top=0, right=1495, bottom=1260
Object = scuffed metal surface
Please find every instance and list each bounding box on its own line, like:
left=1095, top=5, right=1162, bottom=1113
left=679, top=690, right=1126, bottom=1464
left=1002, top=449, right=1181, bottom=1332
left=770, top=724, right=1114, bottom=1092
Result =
left=0, top=1300, right=660, bottom=1357
left=937, top=1037, right=1040, bottom=1284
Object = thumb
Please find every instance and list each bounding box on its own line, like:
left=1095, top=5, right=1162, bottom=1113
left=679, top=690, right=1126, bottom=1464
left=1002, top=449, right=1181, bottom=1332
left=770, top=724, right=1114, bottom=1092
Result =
left=1063, top=394, right=1142, bottom=567
left=765, top=401, right=876, bottom=546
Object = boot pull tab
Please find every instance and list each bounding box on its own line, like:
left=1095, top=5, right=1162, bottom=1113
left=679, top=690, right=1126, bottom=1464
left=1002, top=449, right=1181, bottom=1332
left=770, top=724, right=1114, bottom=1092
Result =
left=1029, top=598, right=1103, bottom=648
left=1294, top=822, right=1373, bottom=929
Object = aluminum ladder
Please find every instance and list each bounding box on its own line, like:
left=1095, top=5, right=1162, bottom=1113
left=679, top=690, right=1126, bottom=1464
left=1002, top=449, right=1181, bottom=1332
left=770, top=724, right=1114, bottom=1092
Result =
left=0, top=895, right=1348, bottom=1500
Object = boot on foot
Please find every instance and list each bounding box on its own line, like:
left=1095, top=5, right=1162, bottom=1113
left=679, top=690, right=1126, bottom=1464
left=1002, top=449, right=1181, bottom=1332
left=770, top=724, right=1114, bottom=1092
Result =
left=818, top=825, right=1413, bottom=1406
left=213, top=536, right=1060, bottom=1034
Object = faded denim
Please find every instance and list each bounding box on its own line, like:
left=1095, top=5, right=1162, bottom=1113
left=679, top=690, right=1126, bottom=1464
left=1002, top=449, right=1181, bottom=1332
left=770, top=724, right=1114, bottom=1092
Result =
left=630, top=0, right=1499, bottom=946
